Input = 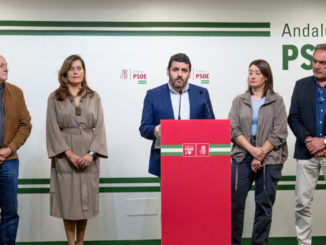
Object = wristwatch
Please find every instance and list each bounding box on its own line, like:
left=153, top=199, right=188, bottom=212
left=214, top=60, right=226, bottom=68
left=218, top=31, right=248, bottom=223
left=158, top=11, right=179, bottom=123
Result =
left=88, top=150, right=96, bottom=158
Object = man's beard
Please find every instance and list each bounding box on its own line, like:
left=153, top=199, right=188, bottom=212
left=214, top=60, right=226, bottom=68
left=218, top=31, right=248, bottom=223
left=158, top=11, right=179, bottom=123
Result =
left=170, top=77, right=187, bottom=90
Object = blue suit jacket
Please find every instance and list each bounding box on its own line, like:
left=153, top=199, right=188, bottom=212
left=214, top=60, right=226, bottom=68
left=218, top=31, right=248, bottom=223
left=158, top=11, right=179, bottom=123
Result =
left=139, top=83, right=215, bottom=176
left=288, top=76, right=326, bottom=159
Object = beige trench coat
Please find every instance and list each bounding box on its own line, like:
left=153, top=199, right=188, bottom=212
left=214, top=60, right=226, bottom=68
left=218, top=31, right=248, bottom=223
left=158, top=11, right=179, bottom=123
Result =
left=46, top=91, right=108, bottom=220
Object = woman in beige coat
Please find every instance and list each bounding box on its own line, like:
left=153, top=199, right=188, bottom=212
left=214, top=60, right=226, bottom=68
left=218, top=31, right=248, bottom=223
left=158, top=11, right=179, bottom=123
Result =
left=46, top=55, right=108, bottom=245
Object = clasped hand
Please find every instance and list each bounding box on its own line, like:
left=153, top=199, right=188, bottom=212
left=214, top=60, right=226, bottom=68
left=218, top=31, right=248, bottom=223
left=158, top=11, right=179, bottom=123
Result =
left=250, top=146, right=266, bottom=161
left=305, top=137, right=326, bottom=156
left=250, top=147, right=266, bottom=172
left=65, top=150, right=93, bottom=169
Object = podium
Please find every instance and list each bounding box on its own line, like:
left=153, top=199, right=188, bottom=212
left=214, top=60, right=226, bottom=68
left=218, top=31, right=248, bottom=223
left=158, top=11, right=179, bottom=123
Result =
left=161, top=119, right=231, bottom=245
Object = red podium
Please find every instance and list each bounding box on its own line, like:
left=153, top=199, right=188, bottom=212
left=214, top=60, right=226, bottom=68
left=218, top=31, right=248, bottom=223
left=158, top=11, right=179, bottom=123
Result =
left=161, top=119, right=231, bottom=245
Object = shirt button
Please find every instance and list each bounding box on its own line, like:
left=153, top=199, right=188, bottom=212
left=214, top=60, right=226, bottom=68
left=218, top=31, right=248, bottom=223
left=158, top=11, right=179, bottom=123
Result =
left=322, top=109, right=324, bottom=112
left=320, top=121, right=323, bottom=124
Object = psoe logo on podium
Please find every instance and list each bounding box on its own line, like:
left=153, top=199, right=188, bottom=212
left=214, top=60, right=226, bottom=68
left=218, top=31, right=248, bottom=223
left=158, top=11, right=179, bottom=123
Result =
left=197, top=143, right=209, bottom=157
left=182, top=143, right=209, bottom=157
left=183, top=144, right=196, bottom=157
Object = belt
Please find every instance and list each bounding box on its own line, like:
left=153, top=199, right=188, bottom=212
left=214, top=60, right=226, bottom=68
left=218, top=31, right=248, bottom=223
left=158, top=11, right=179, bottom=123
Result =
left=62, top=127, right=93, bottom=134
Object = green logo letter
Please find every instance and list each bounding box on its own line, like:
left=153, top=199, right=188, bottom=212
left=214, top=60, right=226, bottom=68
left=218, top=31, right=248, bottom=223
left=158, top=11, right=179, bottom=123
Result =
left=283, top=45, right=298, bottom=70
left=301, top=44, right=314, bottom=70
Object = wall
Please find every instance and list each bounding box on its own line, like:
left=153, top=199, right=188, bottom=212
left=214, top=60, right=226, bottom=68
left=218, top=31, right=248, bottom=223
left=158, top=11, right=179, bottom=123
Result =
left=0, top=0, right=326, bottom=242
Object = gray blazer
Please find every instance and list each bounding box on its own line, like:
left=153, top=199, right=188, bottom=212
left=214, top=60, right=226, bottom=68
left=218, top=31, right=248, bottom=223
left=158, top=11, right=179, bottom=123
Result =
left=228, top=90, right=288, bottom=165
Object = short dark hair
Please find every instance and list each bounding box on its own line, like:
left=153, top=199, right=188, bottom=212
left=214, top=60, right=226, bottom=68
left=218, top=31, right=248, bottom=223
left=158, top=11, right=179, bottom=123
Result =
left=247, top=59, right=275, bottom=96
left=314, top=43, right=326, bottom=54
left=168, top=53, right=191, bottom=70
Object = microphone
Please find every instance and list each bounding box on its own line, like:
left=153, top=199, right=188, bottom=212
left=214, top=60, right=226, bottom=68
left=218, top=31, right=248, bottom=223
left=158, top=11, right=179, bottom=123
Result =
left=199, top=90, right=212, bottom=119
left=178, top=90, right=182, bottom=120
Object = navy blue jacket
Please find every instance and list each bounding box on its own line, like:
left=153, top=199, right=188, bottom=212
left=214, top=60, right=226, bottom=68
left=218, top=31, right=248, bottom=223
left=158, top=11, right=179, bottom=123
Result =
left=288, top=76, right=326, bottom=159
left=139, top=83, right=215, bottom=176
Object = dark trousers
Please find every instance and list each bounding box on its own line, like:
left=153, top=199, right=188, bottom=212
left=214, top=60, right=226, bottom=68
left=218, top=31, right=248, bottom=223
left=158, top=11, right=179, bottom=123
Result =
left=0, top=159, right=19, bottom=245
left=231, top=154, right=282, bottom=245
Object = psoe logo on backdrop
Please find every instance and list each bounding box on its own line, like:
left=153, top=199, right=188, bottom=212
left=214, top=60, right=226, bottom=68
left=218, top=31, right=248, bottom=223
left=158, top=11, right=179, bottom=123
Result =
left=183, top=143, right=209, bottom=157
left=120, top=69, right=148, bottom=84
left=120, top=69, right=129, bottom=80
left=193, top=70, right=210, bottom=85
left=281, top=23, right=326, bottom=70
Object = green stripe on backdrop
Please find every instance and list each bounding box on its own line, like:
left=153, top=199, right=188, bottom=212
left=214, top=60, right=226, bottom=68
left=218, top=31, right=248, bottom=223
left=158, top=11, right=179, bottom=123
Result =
left=16, top=176, right=325, bottom=185
left=249, top=185, right=296, bottom=191
left=0, top=21, right=271, bottom=36
left=244, top=236, right=326, bottom=245
left=0, top=21, right=270, bottom=28
left=18, top=186, right=161, bottom=194
left=280, top=175, right=325, bottom=181
left=18, top=177, right=160, bottom=185
left=18, top=178, right=50, bottom=184
left=16, top=176, right=326, bottom=194
left=0, top=30, right=270, bottom=37
left=13, top=237, right=326, bottom=244
left=18, top=188, right=50, bottom=194
left=16, top=176, right=326, bottom=184
left=23, top=185, right=326, bottom=193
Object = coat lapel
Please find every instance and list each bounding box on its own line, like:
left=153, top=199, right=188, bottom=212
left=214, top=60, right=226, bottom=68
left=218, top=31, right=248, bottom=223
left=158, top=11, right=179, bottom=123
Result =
left=188, top=84, right=196, bottom=119
left=308, top=78, right=316, bottom=119
left=162, top=84, right=175, bottom=119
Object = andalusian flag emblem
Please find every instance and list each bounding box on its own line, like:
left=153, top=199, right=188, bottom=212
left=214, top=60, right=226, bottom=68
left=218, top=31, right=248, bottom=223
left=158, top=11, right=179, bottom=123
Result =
left=161, top=143, right=231, bottom=157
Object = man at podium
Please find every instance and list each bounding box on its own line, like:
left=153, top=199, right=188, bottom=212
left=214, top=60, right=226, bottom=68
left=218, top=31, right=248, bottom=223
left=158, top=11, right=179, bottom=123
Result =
left=139, top=53, right=215, bottom=177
